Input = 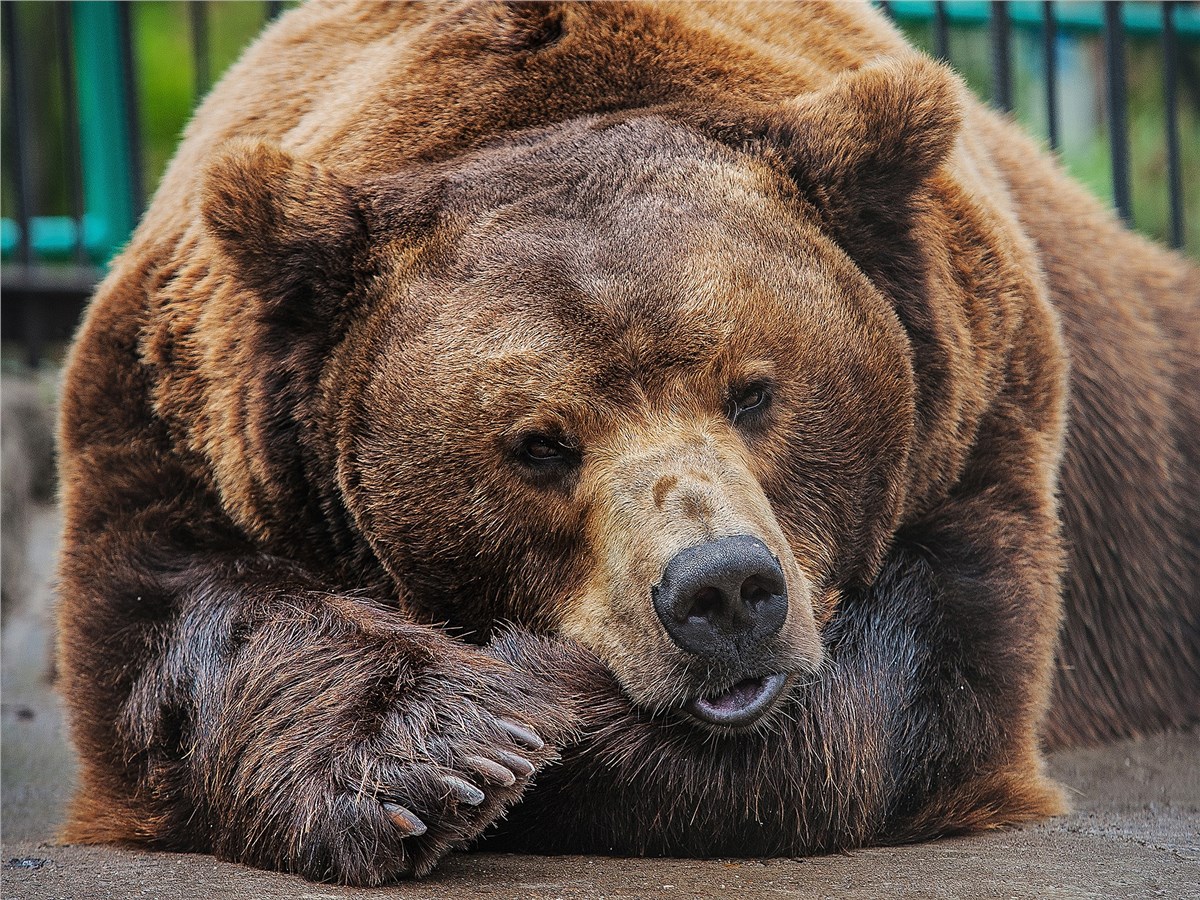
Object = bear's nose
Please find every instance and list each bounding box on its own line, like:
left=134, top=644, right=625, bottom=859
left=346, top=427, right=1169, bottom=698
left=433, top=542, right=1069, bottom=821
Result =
left=652, top=535, right=788, bottom=661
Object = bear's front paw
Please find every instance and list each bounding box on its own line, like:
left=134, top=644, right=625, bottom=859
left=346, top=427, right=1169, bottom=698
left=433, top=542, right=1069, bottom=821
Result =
left=323, top=648, right=576, bottom=883
left=362, top=709, right=557, bottom=861
left=379, top=714, right=545, bottom=835
left=214, top=629, right=579, bottom=886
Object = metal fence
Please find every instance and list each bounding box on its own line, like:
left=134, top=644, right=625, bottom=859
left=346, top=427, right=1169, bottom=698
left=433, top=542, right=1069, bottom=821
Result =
left=882, top=0, right=1194, bottom=244
left=2, top=1, right=1198, bottom=366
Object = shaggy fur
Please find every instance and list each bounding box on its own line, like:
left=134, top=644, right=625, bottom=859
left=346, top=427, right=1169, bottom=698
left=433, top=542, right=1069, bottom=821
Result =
left=56, top=0, right=1197, bottom=886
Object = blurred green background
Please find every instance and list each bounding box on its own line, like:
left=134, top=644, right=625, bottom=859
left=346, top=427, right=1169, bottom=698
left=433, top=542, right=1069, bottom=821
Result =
left=895, top=2, right=1200, bottom=258
left=2, top=0, right=1198, bottom=266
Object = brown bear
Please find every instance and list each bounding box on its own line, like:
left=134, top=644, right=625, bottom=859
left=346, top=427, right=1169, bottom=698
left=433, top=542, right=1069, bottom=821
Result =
left=55, top=0, right=1198, bottom=886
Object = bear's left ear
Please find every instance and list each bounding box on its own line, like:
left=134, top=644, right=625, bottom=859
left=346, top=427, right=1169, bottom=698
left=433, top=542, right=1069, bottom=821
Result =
left=201, top=140, right=373, bottom=319
left=768, top=55, right=962, bottom=216
left=706, top=55, right=962, bottom=227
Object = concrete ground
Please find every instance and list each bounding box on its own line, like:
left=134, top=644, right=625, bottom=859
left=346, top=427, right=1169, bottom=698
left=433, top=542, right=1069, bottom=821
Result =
left=3, top=502, right=1198, bottom=899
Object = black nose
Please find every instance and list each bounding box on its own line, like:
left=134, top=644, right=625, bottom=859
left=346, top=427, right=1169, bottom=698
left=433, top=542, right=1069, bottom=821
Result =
left=653, top=535, right=788, bottom=661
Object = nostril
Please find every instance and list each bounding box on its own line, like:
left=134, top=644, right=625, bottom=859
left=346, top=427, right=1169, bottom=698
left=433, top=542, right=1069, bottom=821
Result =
left=741, top=575, right=775, bottom=608
left=684, top=586, right=723, bottom=623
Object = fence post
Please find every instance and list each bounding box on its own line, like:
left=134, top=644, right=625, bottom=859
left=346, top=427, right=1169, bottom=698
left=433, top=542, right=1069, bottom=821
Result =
left=1162, top=1, right=1184, bottom=249
left=1103, top=2, right=1132, bottom=223
left=990, top=1, right=1013, bottom=112
left=69, top=0, right=139, bottom=260
left=1042, top=1, right=1059, bottom=150
left=2, top=2, right=35, bottom=267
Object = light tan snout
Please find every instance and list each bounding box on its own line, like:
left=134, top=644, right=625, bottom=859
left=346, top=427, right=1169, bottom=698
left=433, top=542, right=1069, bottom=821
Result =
left=560, top=421, right=825, bottom=714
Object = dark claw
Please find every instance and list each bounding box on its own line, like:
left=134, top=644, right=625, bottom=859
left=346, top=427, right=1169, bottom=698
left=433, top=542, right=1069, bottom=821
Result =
left=493, top=748, right=536, bottom=778
left=496, top=717, right=544, bottom=751
left=442, top=775, right=485, bottom=806
left=465, top=754, right=517, bottom=786
left=382, top=801, right=428, bottom=836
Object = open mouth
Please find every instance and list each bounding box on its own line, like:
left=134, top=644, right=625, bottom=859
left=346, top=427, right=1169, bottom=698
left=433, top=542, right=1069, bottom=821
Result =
left=684, top=672, right=790, bottom=728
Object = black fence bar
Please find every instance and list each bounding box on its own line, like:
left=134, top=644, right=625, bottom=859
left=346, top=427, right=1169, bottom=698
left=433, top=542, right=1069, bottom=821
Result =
left=190, top=1, right=210, bottom=101
left=1042, top=1, right=1059, bottom=150
left=2, top=0, right=45, bottom=367
left=116, top=1, right=146, bottom=219
left=266, top=1, right=284, bottom=21
left=990, top=1, right=1013, bottom=111
left=0, top=265, right=103, bottom=367
left=3, top=2, right=34, bottom=267
left=56, top=1, right=88, bottom=265
left=1104, top=2, right=1132, bottom=223
left=1162, top=2, right=1184, bottom=249
left=933, top=1, right=950, bottom=61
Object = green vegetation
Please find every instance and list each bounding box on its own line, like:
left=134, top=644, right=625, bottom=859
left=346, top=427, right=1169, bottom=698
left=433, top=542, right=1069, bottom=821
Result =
left=896, top=17, right=1200, bottom=257
left=2, top=2, right=1197, bottom=261
left=133, top=1, right=276, bottom=190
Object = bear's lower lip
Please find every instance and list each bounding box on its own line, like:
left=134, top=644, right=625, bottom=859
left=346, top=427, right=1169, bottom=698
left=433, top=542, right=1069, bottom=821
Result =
left=684, top=672, right=790, bottom=728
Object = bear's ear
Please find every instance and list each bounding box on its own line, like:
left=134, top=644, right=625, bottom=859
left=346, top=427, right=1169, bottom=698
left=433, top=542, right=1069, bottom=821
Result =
left=767, top=55, right=962, bottom=217
left=697, top=55, right=962, bottom=311
left=200, top=140, right=371, bottom=313
left=705, top=55, right=962, bottom=226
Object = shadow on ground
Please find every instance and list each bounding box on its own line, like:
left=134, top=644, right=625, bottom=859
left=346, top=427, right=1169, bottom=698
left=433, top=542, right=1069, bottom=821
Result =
left=3, top=472, right=1197, bottom=898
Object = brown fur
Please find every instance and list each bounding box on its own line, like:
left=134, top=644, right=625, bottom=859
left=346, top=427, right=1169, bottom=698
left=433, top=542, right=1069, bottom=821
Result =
left=55, top=0, right=1197, bottom=886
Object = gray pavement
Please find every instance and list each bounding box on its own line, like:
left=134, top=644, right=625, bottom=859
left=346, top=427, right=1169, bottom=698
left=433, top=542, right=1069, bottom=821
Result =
left=3, top=502, right=1198, bottom=899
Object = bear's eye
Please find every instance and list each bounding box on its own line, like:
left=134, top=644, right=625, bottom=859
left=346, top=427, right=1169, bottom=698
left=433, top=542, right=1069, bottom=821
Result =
left=728, top=382, right=772, bottom=425
left=516, top=433, right=576, bottom=467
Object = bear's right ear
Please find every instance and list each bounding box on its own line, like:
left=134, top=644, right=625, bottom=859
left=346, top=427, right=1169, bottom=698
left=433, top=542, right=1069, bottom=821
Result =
left=201, top=140, right=371, bottom=314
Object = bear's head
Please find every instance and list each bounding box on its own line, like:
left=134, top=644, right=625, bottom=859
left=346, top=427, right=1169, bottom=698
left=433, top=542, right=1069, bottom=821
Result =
left=194, top=57, right=1014, bottom=729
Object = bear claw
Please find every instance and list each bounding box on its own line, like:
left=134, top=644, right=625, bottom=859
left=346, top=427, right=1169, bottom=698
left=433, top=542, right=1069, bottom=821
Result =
left=441, top=775, right=486, bottom=806
left=492, top=748, right=536, bottom=777
left=382, top=801, right=428, bottom=836
left=496, top=718, right=544, bottom=750
left=465, top=754, right=518, bottom=786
